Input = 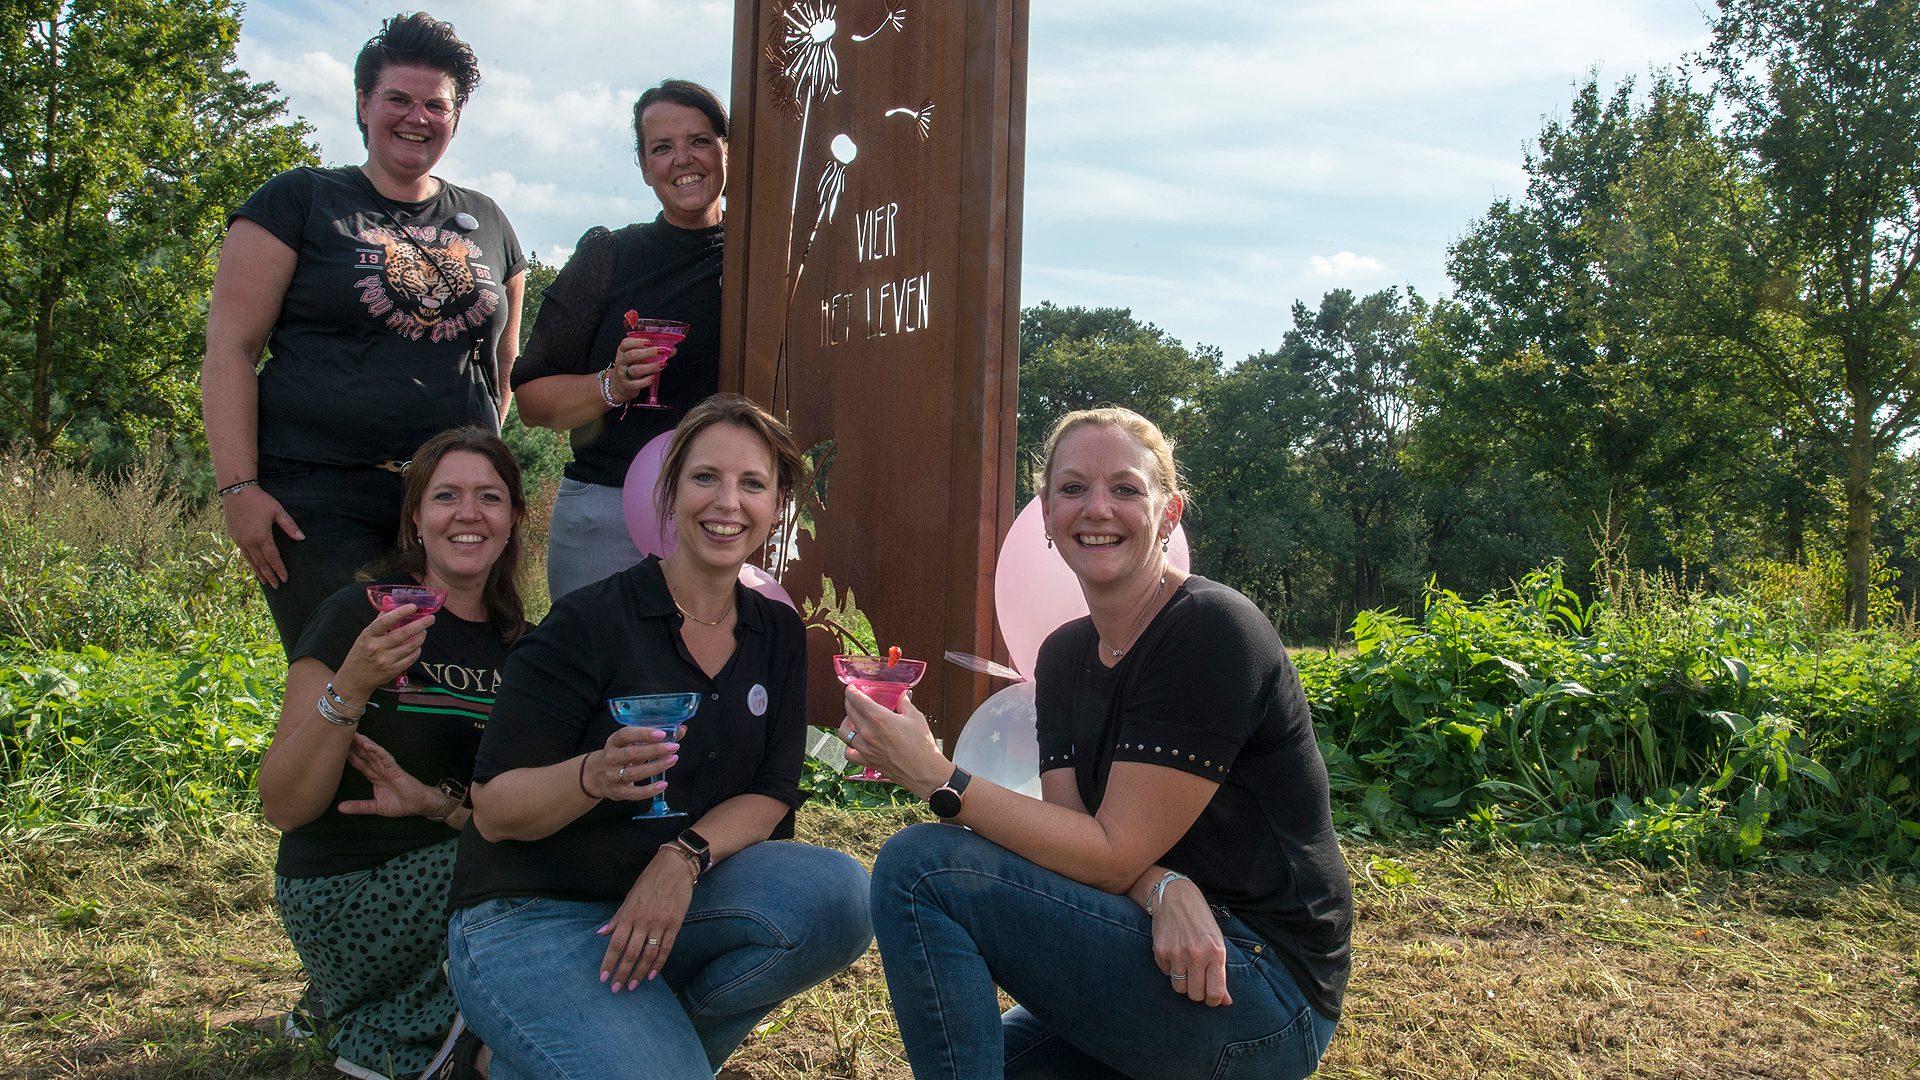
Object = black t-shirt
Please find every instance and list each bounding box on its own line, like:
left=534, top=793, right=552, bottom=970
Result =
left=276, top=573, right=515, bottom=879
left=1034, top=576, right=1354, bottom=1019
left=509, top=216, right=724, bottom=487
left=235, top=166, right=527, bottom=465
left=448, top=556, right=807, bottom=908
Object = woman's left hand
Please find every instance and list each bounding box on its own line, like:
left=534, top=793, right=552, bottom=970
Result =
left=597, top=849, right=696, bottom=992
left=839, top=688, right=950, bottom=798
left=338, top=734, right=445, bottom=819
left=1153, top=877, right=1233, bottom=1007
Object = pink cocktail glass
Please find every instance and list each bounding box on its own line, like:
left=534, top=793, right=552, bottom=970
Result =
left=833, top=653, right=928, bottom=782
left=624, top=317, right=688, bottom=410
left=365, top=584, right=447, bottom=692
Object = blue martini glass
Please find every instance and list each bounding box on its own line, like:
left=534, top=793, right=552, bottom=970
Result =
left=607, top=692, right=701, bottom=820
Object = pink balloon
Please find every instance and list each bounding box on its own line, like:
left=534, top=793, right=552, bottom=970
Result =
left=993, top=499, right=1191, bottom=678
left=622, top=431, right=678, bottom=558
left=739, top=563, right=796, bottom=610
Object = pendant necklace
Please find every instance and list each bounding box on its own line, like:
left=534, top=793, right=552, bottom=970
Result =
left=1102, top=570, right=1167, bottom=659
left=669, top=588, right=734, bottom=627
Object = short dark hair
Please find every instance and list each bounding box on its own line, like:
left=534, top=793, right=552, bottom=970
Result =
left=633, top=79, right=729, bottom=165
left=364, top=426, right=528, bottom=643
left=353, top=12, right=482, bottom=144
left=656, top=394, right=804, bottom=527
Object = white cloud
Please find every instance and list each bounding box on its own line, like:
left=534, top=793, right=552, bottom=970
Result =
left=1308, top=252, right=1386, bottom=279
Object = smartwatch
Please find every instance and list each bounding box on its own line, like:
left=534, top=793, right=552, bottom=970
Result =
left=669, top=828, right=712, bottom=877
left=929, top=766, right=972, bottom=820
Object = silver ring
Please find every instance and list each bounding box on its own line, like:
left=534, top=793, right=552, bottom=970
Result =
left=618, top=765, right=627, bottom=780
left=1170, top=972, right=1188, bottom=981
left=841, top=727, right=856, bottom=743
left=646, top=937, right=660, bottom=946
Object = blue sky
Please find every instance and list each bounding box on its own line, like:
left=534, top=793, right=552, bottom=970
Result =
left=236, top=0, right=1712, bottom=366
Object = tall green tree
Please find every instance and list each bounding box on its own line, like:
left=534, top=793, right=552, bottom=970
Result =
left=1015, top=302, right=1219, bottom=504
left=0, top=0, right=314, bottom=452
left=1703, top=0, right=1920, bottom=627
left=1416, top=76, right=1772, bottom=593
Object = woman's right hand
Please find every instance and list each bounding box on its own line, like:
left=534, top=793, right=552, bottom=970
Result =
left=333, top=603, right=435, bottom=696
left=581, top=723, right=682, bottom=803
left=221, top=486, right=304, bottom=587
left=1152, top=877, right=1233, bottom=1007
left=607, top=338, right=671, bottom=405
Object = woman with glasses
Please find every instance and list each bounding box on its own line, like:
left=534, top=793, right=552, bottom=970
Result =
left=510, top=79, right=727, bottom=601
left=202, top=11, right=526, bottom=655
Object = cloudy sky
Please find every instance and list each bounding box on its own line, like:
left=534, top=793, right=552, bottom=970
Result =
left=235, top=0, right=1711, bottom=366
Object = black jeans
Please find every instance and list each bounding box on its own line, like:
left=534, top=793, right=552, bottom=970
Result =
left=259, top=459, right=405, bottom=655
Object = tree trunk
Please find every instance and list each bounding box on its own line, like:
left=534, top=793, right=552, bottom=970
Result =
left=1843, top=412, right=1874, bottom=630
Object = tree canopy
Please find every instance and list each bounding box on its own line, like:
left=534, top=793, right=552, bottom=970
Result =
left=0, top=0, right=315, bottom=455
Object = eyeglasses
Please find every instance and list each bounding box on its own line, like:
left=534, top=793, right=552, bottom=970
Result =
left=373, top=90, right=457, bottom=124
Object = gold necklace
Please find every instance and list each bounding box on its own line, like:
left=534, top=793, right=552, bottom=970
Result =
left=671, top=593, right=734, bottom=627
left=1101, top=571, right=1167, bottom=659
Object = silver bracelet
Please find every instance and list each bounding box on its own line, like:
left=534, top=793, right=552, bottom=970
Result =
left=316, top=692, right=360, bottom=726
left=600, top=365, right=620, bottom=409
left=1145, top=870, right=1190, bottom=916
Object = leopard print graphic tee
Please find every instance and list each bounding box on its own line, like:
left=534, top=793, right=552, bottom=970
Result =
left=233, top=166, right=527, bottom=466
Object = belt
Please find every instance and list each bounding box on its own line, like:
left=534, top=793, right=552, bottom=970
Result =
left=374, top=459, right=410, bottom=474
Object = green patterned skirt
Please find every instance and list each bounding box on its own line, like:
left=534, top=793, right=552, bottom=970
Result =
left=275, top=838, right=460, bottom=1078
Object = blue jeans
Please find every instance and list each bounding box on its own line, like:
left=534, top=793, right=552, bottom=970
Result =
left=871, top=824, right=1338, bottom=1080
left=545, top=478, right=644, bottom=602
left=446, top=842, right=871, bottom=1080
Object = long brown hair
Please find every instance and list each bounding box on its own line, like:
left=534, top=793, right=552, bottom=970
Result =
left=365, top=426, right=529, bottom=642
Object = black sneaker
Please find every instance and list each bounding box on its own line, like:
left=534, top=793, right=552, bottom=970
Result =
left=419, top=1012, right=484, bottom=1080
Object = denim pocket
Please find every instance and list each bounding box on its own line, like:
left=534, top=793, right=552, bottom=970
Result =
left=556, top=477, right=593, bottom=498
left=1210, top=1005, right=1317, bottom=1080
left=458, top=895, right=544, bottom=936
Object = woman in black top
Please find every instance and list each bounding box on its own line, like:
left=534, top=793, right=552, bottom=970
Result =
left=846, top=407, right=1353, bottom=1080
left=511, top=79, right=727, bottom=600
left=203, top=13, right=526, bottom=654
left=260, top=427, right=529, bottom=1080
left=445, top=395, right=870, bottom=1079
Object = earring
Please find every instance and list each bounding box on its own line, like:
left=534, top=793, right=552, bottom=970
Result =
left=1160, top=536, right=1169, bottom=553
left=1045, top=535, right=1053, bottom=549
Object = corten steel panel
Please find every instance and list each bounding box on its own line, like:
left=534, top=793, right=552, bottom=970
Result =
left=722, top=0, right=1027, bottom=746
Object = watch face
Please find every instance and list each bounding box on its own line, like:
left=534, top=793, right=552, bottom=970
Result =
left=930, top=786, right=962, bottom=819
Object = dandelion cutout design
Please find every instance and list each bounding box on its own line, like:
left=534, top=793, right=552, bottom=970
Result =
left=789, top=134, right=860, bottom=307
left=885, top=98, right=936, bottom=140
left=761, top=0, right=925, bottom=473
left=852, top=3, right=906, bottom=41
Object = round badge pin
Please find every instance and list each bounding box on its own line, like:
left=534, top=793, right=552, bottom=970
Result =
left=747, top=684, right=769, bottom=716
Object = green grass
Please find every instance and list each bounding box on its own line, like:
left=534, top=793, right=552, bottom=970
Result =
left=2, top=811, right=1915, bottom=1079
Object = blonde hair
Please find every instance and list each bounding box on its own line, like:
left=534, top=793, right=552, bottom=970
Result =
left=1034, top=407, right=1184, bottom=504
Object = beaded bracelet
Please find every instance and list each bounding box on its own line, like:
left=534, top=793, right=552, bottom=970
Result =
left=599, top=366, right=620, bottom=410
left=216, top=479, right=260, bottom=497
left=316, top=692, right=360, bottom=727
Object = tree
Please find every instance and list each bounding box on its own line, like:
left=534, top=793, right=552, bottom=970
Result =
left=1015, top=302, right=1219, bottom=504
left=0, top=0, right=315, bottom=452
left=1415, top=76, right=1773, bottom=595
left=1704, top=0, right=1920, bottom=627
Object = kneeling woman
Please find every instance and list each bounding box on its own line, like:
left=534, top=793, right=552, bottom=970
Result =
left=845, top=407, right=1353, bottom=1080
left=447, top=394, right=871, bottom=1079
left=259, top=427, right=530, bottom=1080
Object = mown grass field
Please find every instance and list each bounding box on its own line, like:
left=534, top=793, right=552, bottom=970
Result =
left=3, top=807, right=1915, bottom=1079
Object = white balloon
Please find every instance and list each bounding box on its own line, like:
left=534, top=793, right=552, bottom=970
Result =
left=953, top=682, right=1042, bottom=797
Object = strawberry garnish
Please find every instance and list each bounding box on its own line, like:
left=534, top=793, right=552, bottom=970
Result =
left=623, top=309, right=640, bottom=331
left=887, top=645, right=901, bottom=668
